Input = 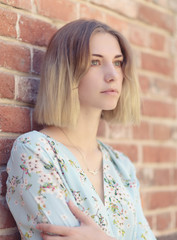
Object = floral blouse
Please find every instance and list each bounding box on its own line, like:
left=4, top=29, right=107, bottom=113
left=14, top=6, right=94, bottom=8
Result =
left=6, top=131, right=156, bottom=240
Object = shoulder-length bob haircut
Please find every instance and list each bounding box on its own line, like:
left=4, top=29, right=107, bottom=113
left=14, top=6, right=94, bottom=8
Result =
left=34, top=19, right=140, bottom=128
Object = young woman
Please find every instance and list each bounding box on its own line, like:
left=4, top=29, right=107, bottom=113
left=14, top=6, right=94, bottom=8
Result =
left=6, top=19, right=156, bottom=240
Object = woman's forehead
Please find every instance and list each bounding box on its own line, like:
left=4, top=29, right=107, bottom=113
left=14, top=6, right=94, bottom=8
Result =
left=89, top=32, right=122, bottom=56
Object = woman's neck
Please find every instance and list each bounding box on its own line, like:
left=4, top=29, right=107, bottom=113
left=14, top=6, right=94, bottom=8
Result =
left=42, top=109, right=102, bottom=154
left=62, top=109, right=101, bottom=153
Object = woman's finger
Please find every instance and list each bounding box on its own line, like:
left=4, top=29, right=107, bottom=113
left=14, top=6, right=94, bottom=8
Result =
left=41, top=233, right=61, bottom=240
left=36, top=223, right=72, bottom=236
left=67, top=201, right=93, bottom=225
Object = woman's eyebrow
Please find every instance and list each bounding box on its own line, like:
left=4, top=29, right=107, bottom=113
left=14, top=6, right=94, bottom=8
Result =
left=92, top=54, right=123, bottom=58
left=114, top=54, right=124, bottom=59
left=92, top=54, right=103, bottom=58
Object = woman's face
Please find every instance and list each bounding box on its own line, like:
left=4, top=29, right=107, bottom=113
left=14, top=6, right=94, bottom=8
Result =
left=78, top=32, right=124, bottom=113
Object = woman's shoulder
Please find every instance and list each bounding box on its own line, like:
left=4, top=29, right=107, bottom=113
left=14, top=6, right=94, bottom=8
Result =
left=13, top=130, right=47, bottom=147
left=11, top=131, right=54, bottom=156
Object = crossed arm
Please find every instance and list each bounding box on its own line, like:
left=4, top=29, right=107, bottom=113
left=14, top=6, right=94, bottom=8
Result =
left=37, top=201, right=115, bottom=240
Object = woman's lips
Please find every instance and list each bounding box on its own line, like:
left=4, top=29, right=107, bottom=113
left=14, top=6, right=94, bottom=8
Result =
left=100, top=89, right=119, bottom=95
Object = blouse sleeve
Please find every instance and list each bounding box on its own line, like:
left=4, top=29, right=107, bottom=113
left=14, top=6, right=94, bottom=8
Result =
left=129, top=164, right=157, bottom=240
left=6, top=136, right=79, bottom=240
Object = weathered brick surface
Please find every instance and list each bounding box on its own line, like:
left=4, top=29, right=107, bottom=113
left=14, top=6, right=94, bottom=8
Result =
left=142, top=191, right=177, bottom=210
left=34, top=0, right=77, bottom=21
left=0, top=197, right=17, bottom=228
left=0, top=170, right=8, bottom=195
left=19, top=16, right=57, bottom=46
left=0, top=7, right=17, bottom=38
left=156, top=212, right=171, bottom=231
left=0, top=138, right=15, bottom=165
left=149, top=32, right=166, bottom=51
left=0, top=42, right=31, bottom=73
left=90, top=0, right=138, bottom=18
left=141, top=53, right=174, bottom=76
left=157, top=233, right=177, bottom=240
left=138, top=168, right=171, bottom=186
left=0, top=0, right=32, bottom=10
left=111, top=143, right=138, bottom=162
left=32, top=49, right=45, bottom=75
left=138, top=4, right=175, bottom=33
left=143, top=146, right=176, bottom=163
left=16, top=77, right=40, bottom=104
left=133, top=121, right=151, bottom=139
left=142, top=99, right=176, bottom=119
left=0, top=0, right=177, bottom=238
left=0, top=73, right=14, bottom=99
left=0, top=106, right=31, bottom=133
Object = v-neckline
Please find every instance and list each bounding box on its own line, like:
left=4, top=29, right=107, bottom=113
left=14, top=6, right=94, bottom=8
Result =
left=34, top=130, right=106, bottom=207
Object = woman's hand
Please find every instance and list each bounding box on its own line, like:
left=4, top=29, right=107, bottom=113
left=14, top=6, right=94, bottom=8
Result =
left=36, top=201, right=115, bottom=240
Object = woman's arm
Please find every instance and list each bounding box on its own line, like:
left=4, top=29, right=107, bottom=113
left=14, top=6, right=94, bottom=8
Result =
left=37, top=201, right=115, bottom=240
left=6, top=135, right=79, bottom=240
left=135, top=178, right=157, bottom=240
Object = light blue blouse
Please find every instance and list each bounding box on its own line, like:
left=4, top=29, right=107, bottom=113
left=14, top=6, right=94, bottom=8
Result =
left=6, top=131, right=156, bottom=240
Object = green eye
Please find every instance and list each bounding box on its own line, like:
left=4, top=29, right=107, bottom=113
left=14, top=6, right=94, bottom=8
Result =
left=114, top=61, right=122, bottom=67
left=91, top=60, right=100, bottom=66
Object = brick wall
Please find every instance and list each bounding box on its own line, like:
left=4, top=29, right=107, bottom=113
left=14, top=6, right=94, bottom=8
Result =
left=0, top=0, right=177, bottom=239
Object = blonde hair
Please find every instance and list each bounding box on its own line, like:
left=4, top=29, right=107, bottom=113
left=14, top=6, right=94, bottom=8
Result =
left=34, top=19, right=140, bottom=127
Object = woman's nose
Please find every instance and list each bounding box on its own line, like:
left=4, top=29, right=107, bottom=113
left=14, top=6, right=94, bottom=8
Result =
left=104, top=65, right=119, bottom=82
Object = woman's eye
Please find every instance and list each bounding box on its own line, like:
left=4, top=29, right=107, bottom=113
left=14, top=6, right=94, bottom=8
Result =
left=91, top=60, right=100, bottom=66
left=114, top=60, right=122, bottom=67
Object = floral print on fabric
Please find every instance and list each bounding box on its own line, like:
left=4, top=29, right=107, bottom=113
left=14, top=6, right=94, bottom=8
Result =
left=6, top=131, right=156, bottom=240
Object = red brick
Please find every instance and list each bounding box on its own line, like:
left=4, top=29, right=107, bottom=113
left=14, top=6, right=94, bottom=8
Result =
left=138, top=4, right=174, bottom=33
left=137, top=167, right=154, bottom=186
left=146, top=215, right=153, bottom=229
left=0, top=138, right=14, bottom=165
left=138, top=168, right=171, bottom=186
left=142, top=99, right=176, bottom=119
left=170, top=83, right=177, bottom=98
left=111, top=144, right=138, bottom=162
left=0, top=105, right=31, bottom=133
left=129, top=24, right=149, bottom=47
left=16, top=77, right=40, bottom=104
left=143, top=146, right=176, bottom=163
left=0, top=0, right=32, bottom=10
left=0, top=7, right=17, bottom=38
left=143, top=191, right=177, bottom=210
left=32, top=49, right=45, bottom=75
left=169, top=0, right=177, bottom=13
left=90, top=0, right=138, bottom=18
left=174, top=169, right=177, bottom=185
left=133, top=121, right=151, bottom=139
left=156, top=212, right=171, bottom=231
left=151, top=78, right=172, bottom=97
left=141, top=53, right=174, bottom=77
left=0, top=73, right=14, bottom=99
left=138, top=75, right=151, bottom=94
left=19, top=16, right=56, bottom=47
left=109, top=124, right=131, bottom=139
left=144, top=0, right=168, bottom=8
left=0, top=170, right=8, bottom=195
left=0, top=233, right=20, bottom=240
left=149, top=32, right=166, bottom=51
left=105, top=15, right=129, bottom=37
left=152, top=124, right=171, bottom=140
left=153, top=169, right=171, bottom=185
left=0, top=42, right=31, bottom=73
left=32, top=113, right=43, bottom=132
left=34, top=0, right=77, bottom=22
left=0, top=197, right=17, bottom=228
left=80, top=4, right=105, bottom=21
